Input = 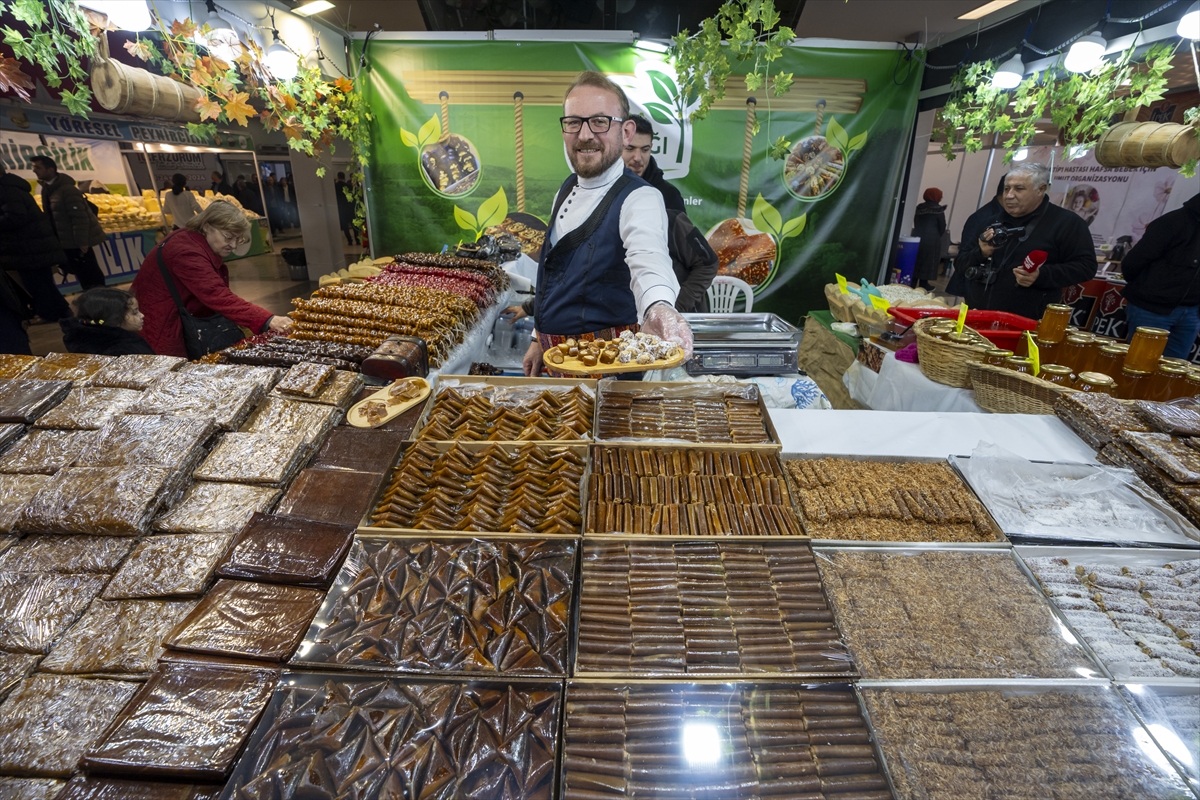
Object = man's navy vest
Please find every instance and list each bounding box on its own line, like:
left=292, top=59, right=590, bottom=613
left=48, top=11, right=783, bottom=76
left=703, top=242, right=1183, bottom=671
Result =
left=534, top=169, right=647, bottom=336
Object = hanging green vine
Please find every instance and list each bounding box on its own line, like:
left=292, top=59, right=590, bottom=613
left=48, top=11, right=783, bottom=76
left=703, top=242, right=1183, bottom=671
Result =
left=935, top=42, right=1179, bottom=168
left=0, top=0, right=97, bottom=115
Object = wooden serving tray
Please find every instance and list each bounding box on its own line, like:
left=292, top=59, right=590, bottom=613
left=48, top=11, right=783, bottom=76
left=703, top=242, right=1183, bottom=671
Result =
left=546, top=349, right=685, bottom=375
left=347, top=378, right=431, bottom=428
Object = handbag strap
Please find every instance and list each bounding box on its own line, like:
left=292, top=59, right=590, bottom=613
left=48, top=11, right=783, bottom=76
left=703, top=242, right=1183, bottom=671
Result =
left=154, top=232, right=193, bottom=321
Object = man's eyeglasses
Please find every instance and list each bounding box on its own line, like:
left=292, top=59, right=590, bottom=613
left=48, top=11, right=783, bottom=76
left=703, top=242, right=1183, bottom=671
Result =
left=560, top=115, right=624, bottom=134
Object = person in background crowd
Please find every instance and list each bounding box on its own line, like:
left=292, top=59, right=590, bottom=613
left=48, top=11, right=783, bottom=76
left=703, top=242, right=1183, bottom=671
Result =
left=162, top=173, right=202, bottom=230
left=0, top=271, right=31, bottom=355
left=0, top=163, right=71, bottom=322
left=60, top=287, right=154, bottom=356
left=956, top=162, right=1096, bottom=320
left=264, top=174, right=284, bottom=235
left=335, top=172, right=356, bottom=246
left=949, top=173, right=1007, bottom=298
left=242, top=175, right=265, bottom=216
left=30, top=155, right=107, bottom=292
left=131, top=200, right=293, bottom=358
left=1119, top=192, right=1200, bottom=359
left=912, top=187, right=947, bottom=291
left=623, top=114, right=685, bottom=213
left=283, top=175, right=299, bottom=227
left=211, top=170, right=233, bottom=196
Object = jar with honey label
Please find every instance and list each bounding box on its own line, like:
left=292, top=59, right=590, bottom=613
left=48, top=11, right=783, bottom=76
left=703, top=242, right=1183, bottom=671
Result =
left=1075, top=372, right=1116, bottom=395
left=1125, top=327, right=1170, bottom=373
left=1091, top=344, right=1126, bottom=381
left=1004, top=356, right=1034, bottom=374
left=984, top=348, right=1015, bottom=367
left=1118, top=368, right=1154, bottom=401
left=1040, top=364, right=1074, bottom=386
left=1059, top=333, right=1097, bottom=374
left=1037, top=303, right=1073, bottom=344
left=1032, top=335, right=1062, bottom=365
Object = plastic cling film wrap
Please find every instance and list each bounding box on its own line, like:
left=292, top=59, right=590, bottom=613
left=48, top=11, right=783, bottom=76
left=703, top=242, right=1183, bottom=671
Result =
left=860, top=684, right=1193, bottom=800
left=215, top=513, right=354, bottom=588
left=0, top=475, right=51, bottom=532
left=102, top=534, right=234, bottom=599
left=0, top=428, right=96, bottom=474
left=1118, top=684, right=1200, bottom=791
left=239, top=398, right=341, bottom=444
left=90, top=354, right=185, bottom=391
left=309, top=426, right=405, bottom=474
left=816, top=549, right=1101, bottom=679
left=286, top=369, right=363, bottom=408
left=0, top=423, right=23, bottom=452
left=417, top=383, right=595, bottom=442
left=0, top=779, right=64, bottom=799
left=0, top=534, right=134, bottom=573
left=130, top=373, right=264, bottom=432
left=0, top=379, right=72, bottom=424
left=22, top=352, right=112, bottom=383
left=576, top=540, right=853, bottom=676
left=0, top=572, right=106, bottom=653
left=0, top=355, right=38, bottom=380
left=192, top=432, right=309, bottom=486
left=53, top=777, right=222, bottom=799
left=1137, top=401, right=1200, bottom=436
left=164, top=579, right=324, bottom=662
left=78, top=415, right=215, bottom=470
left=274, top=361, right=335, bottom=398
left=82, top=661, right=279, bottom=782
left=154, top=482, right=280, bottom=536
left=0, top=652, right=38, bottom=702
left=33, top=387, right=144, bottom=430
left=177, top=362, right=283, bottom=394
left=562, top=682, right=889, bottom=799
left=0, top=674, right=138, bottom=777
left=20, top=465, right=175, bottom=536
left=225, top=676, right=561, bottom=800
left=298, top=538, right=576, bottom=676
left=40, top=598, right=198, bottom=675
left=1122, top=431, right=1200, bottom=484
left=274, top=468, right=382, bottom=527
left=596, top=382, right=771, bottom=444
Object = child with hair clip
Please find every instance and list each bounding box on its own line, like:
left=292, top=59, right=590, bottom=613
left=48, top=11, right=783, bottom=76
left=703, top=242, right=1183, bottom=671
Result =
left=61, top=287, right=155, bottom=355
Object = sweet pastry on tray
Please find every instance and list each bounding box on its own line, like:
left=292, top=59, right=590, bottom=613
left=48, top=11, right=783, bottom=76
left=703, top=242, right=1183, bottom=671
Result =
left=32, top=387, right=143, bottom=430
left=1122, top=431, right=1200, bottom=484
left=0, top=534, right=133, bottom=574
left=0, top=428, right=96, bottom=474
left=130, top=372, right=264, bottom=431
left=40, top=599, right=197, bottom=675
left=239, top=397, right=340, bottom=444
left=275, top=468, right=382, bottom=526
left=215, top=513, right=354, bottom=588
left=77, top=414, right=215, bottom=472
left=1054, top=392, right=1153, bottom=449
left=597, top=386, right=772, bottom=444
left=193, top=432, right=309, bottom=486
left=153, top=482, right=280, bottom=536
left=20, top=465, right=175, bottom=536
left=276, top=369, right=362, bottom=408
left=21, top=352, right=111, bottom=383
left=273, top=361, right=335, bottom=398
left=308, top=427, right=405, bottom=473
left=1136, top=401, right=1200, bottom=436
left=0, top=573, right=107, bottom=653
left=89, top=354, right=185, bottom=391
left=0, top=379, right=72, bottom=424
left=418, top=384, right=594, bottom=441
left=0, top=474, right=50, bottom=532
left=544, top=330, right=683, bottom=372
left=103, top=534, right=234, bottom=599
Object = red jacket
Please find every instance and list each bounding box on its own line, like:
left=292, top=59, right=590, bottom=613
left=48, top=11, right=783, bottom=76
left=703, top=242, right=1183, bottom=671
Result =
left=131, top=230, right=274, bottom=357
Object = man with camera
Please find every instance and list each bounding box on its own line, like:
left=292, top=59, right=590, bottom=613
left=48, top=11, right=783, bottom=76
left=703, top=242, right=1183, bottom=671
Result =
left=957, top=162, right=1096, bottom=321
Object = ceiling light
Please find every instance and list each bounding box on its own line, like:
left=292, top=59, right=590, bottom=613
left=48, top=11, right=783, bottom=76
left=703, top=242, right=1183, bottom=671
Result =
left=193, top=2, right=240, bottom=63
left=293, top=0, right=335, bottom=16
left=1012, top=148, right=1029, bottom=161
left=81, top=0, right=152, bottom=31
left=1064, top=32, right=1106, bottom=73
left=1179, top=2, right=1200, bottom=38
left=635, top=39, right=670, bottom=54
left=958, top=0, right=1020, bottom=21
left=990, top=53, right=1024, bottom=89
left=265, top=31, right=299, bottom=80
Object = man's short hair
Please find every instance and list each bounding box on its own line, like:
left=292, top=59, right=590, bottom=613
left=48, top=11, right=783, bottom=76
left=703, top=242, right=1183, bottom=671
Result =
left=629, top=114, right=654, bottom=137
left=1007, top=162, right=1050, bottom=189
left=30, top=155, right=56, bottom=171
left=564, top=70, right=630, bottom=119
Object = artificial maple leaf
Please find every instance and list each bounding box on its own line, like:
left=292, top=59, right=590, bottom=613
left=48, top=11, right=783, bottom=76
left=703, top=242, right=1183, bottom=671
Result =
left=222, top=91, right=255, bottom=126
left=170, top=18, right=198, bottom=39
left=190, top=65, right=213, bottom=88
left=195, top=96, right=221, bottom=121
left=235, top=49, right=255, bottom=75
left=123, top=39, right=153, bottom=61
left=211, top=76, right=236, bottom=98
left=335, top=77, right=353, bottom=93
left=283, top=123, right=305, bottom=141
left=0, top=55, right=34, bottom=102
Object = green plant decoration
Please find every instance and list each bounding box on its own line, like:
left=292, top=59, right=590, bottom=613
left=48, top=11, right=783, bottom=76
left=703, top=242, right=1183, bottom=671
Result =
left=0, top=0, right=97, bottom=115
left=750, top=193, right=805, bottom=291
left=400, top=114, right=441, bottom=149
left=453, top=187, right=508, bottom=241
left=934, top=42, right=1176, bottom=167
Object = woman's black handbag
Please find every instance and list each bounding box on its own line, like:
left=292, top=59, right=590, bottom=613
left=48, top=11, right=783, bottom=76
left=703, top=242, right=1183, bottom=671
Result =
left=155, top=235, right=245, bottom=359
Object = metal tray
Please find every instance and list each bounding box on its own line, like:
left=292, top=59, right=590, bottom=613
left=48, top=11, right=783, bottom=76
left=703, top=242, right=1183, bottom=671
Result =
left=683, top=313, right=802, bottom=348
left=1115, top=680, right=1200, bottom=797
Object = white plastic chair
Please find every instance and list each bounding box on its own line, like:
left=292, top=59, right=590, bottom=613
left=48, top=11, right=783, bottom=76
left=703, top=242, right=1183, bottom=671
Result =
left=706, top=276, right=754, bottom=313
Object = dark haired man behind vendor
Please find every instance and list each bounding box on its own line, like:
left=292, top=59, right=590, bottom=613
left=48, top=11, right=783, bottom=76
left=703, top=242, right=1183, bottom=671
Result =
left=957, top=162, right=1096, bottom=320
left=623, top=115, right=685, bottom=213
left=523, top=71, right=693, bottom=376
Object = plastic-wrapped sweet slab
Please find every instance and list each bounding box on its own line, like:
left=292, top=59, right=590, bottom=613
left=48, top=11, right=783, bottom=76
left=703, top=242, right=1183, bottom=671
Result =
left=280, top=369, right=362, bottom=408
left=0, top=380, right=71, bottom=424
left=90, top=354, right=185, bottom=391
left=192, top=432, right=309, bottom=486
left=577, top=540, right=853, bottom=676
left=563, top=682, right=889, bottom=799
left=1123, top=431, right=1200, bottom=484
left=1055, top=392, right=1153, bottom=450
left=227, top=676, right=561, bottom=800
left=214, top=513, right=354, bottom=587
left=816, top=549, right=1100, bottom=679
left=20, top=465, right=175, bottom=536
left=0, top=355, right=38, bottom=380
left=275, top=468, right=382, bottom=526
left=0, top=572, right=106, bottom=653
left=130, top=373, right=264, bottom=432
left=55, top=777, right=222, bottom=799
left=164, top=579, right=324, bottom=663
left=22, top=352, right=111, bottom=383
left=0, top=534, right=133, bottom=573
left=860, top=683, right=1194, bottom=800
left=153, top=482, right=279, bottom=536
left=82, top=661, right=279, bottom=782
left=297, top=537, right=575, bottom=675
left=1138, top=401, right=1200, bottom=436
left=1118, top=683, right=1199, bottom=794
left=0, top=475, right=50, bottom=533
left=0, top=778, right=63, bottom=799
left=0, top=653, right=38, bottom=702
left=177, top=362, right=282, bottom=394
left=309, top=426, right=405, bottom=473
left=0, top=674, right=138, bottom=777
left=0, top=428, right=96, bottom=474
left=274, top=362, right=335, bottom=398
left=77, top=415, right=215, bottom=471
left=41, top=599, right=197, bottom=675
left=102, top=534, right=233, bottom=599
left=0, top=425, right=23, bottom=453
left=33, top=387, right=143, bottom=430
left=239, top=398, right=341, bottom=444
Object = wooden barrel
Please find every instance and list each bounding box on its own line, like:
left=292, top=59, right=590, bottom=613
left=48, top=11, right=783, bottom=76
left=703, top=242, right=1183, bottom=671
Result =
left=1139, top=123, right=1184, bottom=168
left=1118, top=122, right=1158, bottom=165
left=1094, top=121, right=1142, bottom=167
left=91, top=59, right=202, bottom=123
left=1167, top=125, right=1199, bottom=168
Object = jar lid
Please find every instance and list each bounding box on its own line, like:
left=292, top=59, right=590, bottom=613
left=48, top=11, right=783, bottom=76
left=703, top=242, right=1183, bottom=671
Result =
left=1134, top=326, right=1170, bottom=336
left=985, top=348, right=1014, bottom=357
left=1041, top=364, right=1073, bottom=375
left=1160, top=364, right=1190, bottom=376
left=1098, top=345, right=1127, bottom=355
left=1005, top=356, right=1033, bottom=365
left=1160, top=357, right=1191, bottom=368
left=1066, top=333, right=1095, bottom=343
left=1077, top=372, right=1116, bottom=386
left=947, top=332, right=974, bottom=344
left=1121, top=367, right=1153, bottom=376
left=1045, top=304, right=1073, bottom=312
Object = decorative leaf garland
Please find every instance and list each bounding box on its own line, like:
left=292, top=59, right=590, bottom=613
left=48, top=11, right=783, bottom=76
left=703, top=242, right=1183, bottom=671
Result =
left=0, top=0, right=97, bottom=115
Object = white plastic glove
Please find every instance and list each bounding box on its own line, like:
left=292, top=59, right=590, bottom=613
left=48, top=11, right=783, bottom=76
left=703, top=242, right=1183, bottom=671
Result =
left=642, top=301, right=694, bottom=360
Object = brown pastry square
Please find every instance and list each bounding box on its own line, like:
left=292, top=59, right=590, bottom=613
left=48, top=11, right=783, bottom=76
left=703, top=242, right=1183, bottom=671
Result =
left=89, top=354, right=185, bottom=391
left=215, top=513, right=355, bottom=588
left=0, top=428, right=96, bottom=474
left=102, top=534, right=234, bottom=599
left=40, top=599, right=197, bottom=675
left=22, top=353, right=111, bottom=384
left=1122, top=431, right=1200, bottom=484
left=0, top=534, right=134, bottom=573
left=192, top=432, right=309, bottom=486
left=1136, top=401, right=1200, bottom=436
left=153, top=482, right=280, bottom=536
left=276, top=468, right=383, bottom=526
left=33, top=387, right=144, bottom=431
left=0, top=572, right=107, bottom=653
left=20, top=465, right=175, bottom=536
left=309, top=426, right=405, bottom=473
left=0, top=379, right=72, bottom=424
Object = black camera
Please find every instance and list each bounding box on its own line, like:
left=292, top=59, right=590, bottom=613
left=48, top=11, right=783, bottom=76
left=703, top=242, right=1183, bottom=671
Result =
left=983, top=223, right=1026, bottom=247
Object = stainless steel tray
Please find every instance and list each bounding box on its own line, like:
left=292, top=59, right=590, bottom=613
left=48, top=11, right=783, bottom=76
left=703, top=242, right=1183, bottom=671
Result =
left=683, top=313, right=802, bottom=348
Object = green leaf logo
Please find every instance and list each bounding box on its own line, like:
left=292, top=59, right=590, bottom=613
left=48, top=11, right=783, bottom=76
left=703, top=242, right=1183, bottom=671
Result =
left=453, top=205, right=478, bottom=232
left=647, top=70, right=678, bottom=105
left=751, top=194, right=783, bottom=240
left=847, top=132, right=868, bottom=152
left=400, top=128, right=418, bottom=148
left=780, top=213, right=806, bottom=240
left=826, top=118, right=849, bottom=152
left=417, top=114, right=441, bottom=147
left=475, top=187, right=508, bottom=230
left=643, top=101, right=675, bottom=126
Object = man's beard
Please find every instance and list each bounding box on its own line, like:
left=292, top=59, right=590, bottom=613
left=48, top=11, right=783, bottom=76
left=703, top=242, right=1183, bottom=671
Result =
left=569, top=139, right=620, bottom=178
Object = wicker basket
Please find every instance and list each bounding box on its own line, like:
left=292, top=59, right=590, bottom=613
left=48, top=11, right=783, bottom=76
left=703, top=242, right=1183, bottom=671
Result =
left=915, top=317, right=990, bottom=388
left=969, top=361, right=1079, bottom=414
left=824, top=284, right=855, bottom=323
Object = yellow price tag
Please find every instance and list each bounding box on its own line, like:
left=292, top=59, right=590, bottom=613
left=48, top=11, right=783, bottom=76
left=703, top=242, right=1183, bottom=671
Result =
left=835, top=273, right=849, bottom=294
left=869, top=295, right=890, bottom=311
left=1026, top=331, right=1040, bottom=377
left=955, top=303, right=968, bottom=335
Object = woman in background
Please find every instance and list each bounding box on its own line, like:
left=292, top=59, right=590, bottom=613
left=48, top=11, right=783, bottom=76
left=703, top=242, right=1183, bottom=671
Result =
left=912, top=187, right=947, bottom=291
left=162, top=173, right=202, bottom=230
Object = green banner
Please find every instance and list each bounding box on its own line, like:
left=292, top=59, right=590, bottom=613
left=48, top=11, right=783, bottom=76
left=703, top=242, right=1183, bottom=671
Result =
left=360, top=41, right=921, bottom=321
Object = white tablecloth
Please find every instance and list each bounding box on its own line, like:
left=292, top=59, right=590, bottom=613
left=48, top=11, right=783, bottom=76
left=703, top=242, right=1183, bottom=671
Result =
left=430, top=290, right=513, bottom=378
left=845, top=351, right=984, bottom=412
left=768, top=408, right=1097, bottom=463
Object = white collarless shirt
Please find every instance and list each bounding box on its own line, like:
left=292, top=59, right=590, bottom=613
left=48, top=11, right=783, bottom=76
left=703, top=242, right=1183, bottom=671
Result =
left=546, top=157, right=678, bottom=323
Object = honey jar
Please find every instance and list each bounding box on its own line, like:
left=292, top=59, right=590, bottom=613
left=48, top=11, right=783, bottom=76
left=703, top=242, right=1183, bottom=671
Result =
left=1037, top=303, right=1073, bottom=344
left=1004, top=356, right=1034, bottom=375
left=928, top=322, right=956, bottom=340
left=1040, top=364, right=1074, bottom=386
left=1125, top=327, right=1170, bottom=373
left=984, top=348, right=1015, bottom=367
left=1091, top=344, right=1127, bottom=381
left=1150, top=364, right=1190, bottom=402
left=1059, top=333, right=1097, bottom=374
left=1117, top=368, right=1154, bottom=401
left=1075, top=372, right=1116, bottom=395
left=946, top=331, right=976, bottom=347
left=1186, top=370, right=1200, bottom=397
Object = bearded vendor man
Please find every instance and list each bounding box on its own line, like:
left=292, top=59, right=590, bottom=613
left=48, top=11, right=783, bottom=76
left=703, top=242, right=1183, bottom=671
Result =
left=522, top=71, right=694, bottom=377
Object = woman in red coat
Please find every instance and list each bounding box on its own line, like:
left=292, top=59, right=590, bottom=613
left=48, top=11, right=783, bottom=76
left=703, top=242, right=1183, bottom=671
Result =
left=132, top=200, right=292, bottom=357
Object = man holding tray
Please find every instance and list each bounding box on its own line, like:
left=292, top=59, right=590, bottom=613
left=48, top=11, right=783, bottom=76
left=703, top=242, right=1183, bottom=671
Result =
left=522, top=71, right=694, bottom=377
